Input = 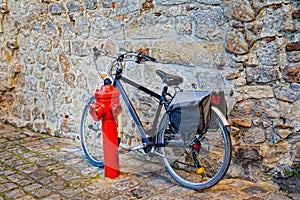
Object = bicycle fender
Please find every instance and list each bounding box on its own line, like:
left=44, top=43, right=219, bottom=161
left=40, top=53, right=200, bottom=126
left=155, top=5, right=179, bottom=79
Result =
left=211, top=106, right=229, bottom=126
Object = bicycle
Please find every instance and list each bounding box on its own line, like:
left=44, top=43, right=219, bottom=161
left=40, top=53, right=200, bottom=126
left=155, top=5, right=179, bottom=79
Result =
left=80, top=47, right=232, bottom=190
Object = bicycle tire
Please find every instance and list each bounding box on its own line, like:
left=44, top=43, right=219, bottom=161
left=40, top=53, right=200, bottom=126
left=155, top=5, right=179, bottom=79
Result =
left=158, top=106, right=231, bottom=190
left=80, top=96, right=104, bottom=167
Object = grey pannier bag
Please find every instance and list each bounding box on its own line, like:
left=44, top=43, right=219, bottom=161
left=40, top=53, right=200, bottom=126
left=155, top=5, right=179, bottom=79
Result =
left=167, top=91, right=211, bottom=142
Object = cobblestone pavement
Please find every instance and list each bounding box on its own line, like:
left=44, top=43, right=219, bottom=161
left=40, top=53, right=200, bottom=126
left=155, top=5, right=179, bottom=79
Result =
left=0, top=123, right=298, bottom=200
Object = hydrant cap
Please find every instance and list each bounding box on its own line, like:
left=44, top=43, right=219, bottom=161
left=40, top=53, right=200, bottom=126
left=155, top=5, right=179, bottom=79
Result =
left=96, top=84, right=120, bottom=99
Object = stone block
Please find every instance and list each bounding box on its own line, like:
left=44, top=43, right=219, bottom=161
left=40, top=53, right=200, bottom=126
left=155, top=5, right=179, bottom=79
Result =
left=194, top=6, right=228, bottom=41
left=231, top=118, right=252, bottom=128
left=34, top=69, right=44, bottom=80
left=261, top=141, right=290, bottom=165
left=152, top=41, right=225, bottom=67
left=24, top=52, right=35, bottom=64
left=47, top=56, right=59, bottom=73
left=275, top=128, right=293, bottom=139
left=32, top=107, right=42, bottom=120
left=126, top=15, right=174, bottom=40
left=0, top=62, right=8, bottom=73
left=287, top=51, right=300, bottom=63
left=283, top=65, right=300, bottom=83
left=225, top=31, right=250, bottom=55
left=45, top=22, right=58, bottom=36
left=75, top=19, right=90, bottom=39
left=31, top=22, right=43, bottom=34
left=246, top=66, right=279, bottom=83
left=59, top=55, right=70, bottom=72
left=90, top=17, right=124, bottom=39
left=60, top=23, right=76, bottom=40
left=234, top=77, right=247, bottom=86
left=236, top=85, right=274, bottom=99
left=156, top=0, right=190, bottom=5
left=286, top=41, right=300, bottom=51
left=246, top=67, right=260, bottom=83
left=291, top=83, right=300, bottom=91
left=257, top=39, right=281, bottom=66
left=232, top=146, right=262, bottom=167
left=12, top=105, right=23, bottom=118
left=76, top=73, right=88, bottom=89
left=5, top=93, right=14, bottom=106
left=232, top=1, right=256, bottom=22
left=113, top=0, right=139, bottom=15
left=39, top=38, right=52, bottom=52
left=175, top=16, right=192, bottom=35
left=71, top=40, right=89, bottom=57
left=0, top=73, right=16, bottom=91
left=141, top=0, right=154, bottom=12
left=23, top=106, right=31, bottom=121
left=230, top=100, right=253, bottom=127
left=84, top=0, right=97, bottom=10
left=273, top=85, right=300, bottom=103
left=64, top=72, right=76, bottom=87
left=256, top=5, right=288, bottom=38
left=292, top=9, right=300, bottom=19
left=195, top=0, right=222, bottom=5
left=100, top=0, right=113, bottom=8
left=66, top=2, right=82, bottom=13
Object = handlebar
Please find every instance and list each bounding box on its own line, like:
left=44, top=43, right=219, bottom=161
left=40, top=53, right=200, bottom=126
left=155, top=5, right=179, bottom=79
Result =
left=117, top=52, right=156, bottom=63
left=93, top=47, right=156, bottom=79
left=93, top=47, right=156, bottom=63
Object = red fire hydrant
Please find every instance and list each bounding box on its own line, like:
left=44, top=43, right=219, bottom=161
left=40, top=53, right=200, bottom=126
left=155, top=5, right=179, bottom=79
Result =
left=89, top=78, right=122, bottom=179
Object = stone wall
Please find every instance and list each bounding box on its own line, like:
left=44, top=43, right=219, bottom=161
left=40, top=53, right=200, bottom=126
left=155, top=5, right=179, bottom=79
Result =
left=0, top=0, right=299, bottom=185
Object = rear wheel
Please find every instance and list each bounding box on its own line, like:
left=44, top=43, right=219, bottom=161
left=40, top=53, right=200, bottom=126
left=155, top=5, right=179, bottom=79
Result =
left=158, top=106, right=231, bottom=190
left=80, top=96, right=104, bottom=167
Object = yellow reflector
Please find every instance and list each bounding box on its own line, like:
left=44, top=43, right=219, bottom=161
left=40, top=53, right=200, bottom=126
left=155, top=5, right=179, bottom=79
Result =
left=196, top=167, right=205, bottom=174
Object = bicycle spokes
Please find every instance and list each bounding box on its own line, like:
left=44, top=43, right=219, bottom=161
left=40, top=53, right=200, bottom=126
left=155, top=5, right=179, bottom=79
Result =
left=158, top=109, right=231, bottom=190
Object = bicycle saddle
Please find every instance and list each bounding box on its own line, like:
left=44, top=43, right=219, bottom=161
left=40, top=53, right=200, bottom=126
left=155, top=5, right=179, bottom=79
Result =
left=156, top=70, right=183, bottom=86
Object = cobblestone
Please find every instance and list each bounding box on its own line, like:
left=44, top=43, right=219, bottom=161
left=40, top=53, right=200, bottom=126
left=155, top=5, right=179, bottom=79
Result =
left=0, top=123, right=298, bottom=199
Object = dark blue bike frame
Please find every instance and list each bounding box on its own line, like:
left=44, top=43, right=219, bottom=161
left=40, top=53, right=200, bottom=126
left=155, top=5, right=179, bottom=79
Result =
left=114, top=76, right=163, bottom=144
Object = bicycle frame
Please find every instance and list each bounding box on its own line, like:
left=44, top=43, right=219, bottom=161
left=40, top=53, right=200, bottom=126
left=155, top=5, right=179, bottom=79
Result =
left=81, top=49, right=232, bottom=190
left=113, top=75, right=163, bottom=144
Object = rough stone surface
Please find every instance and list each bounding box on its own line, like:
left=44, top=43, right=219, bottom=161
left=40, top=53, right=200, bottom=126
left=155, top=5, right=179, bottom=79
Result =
left=283, top=65, right=300, bottom=83
left=225, top=31, right=250, bottom=55
left=0, top=0, right=299, bottom=189
left=0, top=123, right=296, bottom=200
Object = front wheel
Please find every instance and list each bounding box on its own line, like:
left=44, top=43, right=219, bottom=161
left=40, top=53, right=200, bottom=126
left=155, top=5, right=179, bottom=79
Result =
left=80, top=96, right=104, bottom=167
left=158, top=106, right=231, bottom=190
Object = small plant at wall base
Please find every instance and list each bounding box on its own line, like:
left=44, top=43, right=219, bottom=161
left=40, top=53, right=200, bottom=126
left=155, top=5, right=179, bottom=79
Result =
left=284, top=163, right=300, bottom=178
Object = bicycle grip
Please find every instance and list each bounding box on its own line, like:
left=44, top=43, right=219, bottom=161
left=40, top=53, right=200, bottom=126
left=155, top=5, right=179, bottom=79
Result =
left=137, top=53, right=156, bottom=62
